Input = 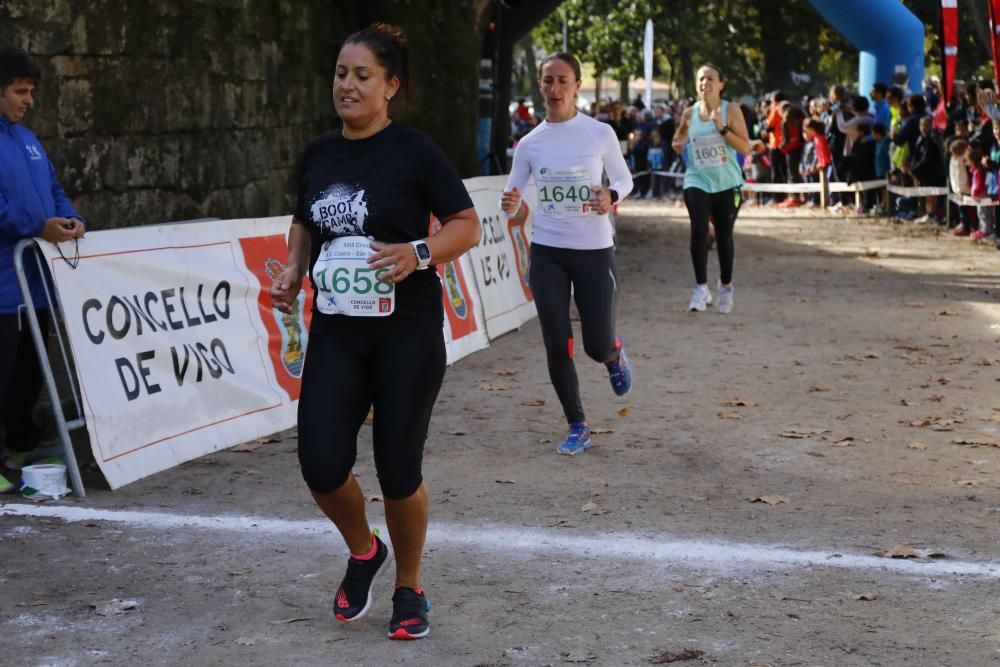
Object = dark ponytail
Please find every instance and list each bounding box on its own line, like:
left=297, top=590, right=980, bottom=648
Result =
left=343, top=22, right=412, bottom=112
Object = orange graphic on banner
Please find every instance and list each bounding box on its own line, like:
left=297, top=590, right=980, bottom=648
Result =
left=429, top=215, right=478, bottom=340
left=239, top=235, right=314, bottom=401
left=507, top=214, right=533, bottom=302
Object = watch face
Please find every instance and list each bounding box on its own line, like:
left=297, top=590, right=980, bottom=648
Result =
left=416, top=243, right=431, bottom=261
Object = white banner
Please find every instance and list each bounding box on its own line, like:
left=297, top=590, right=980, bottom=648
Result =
left=463, top=176, right=538, bottom=339
left=39, top=217, right=306, bottom=489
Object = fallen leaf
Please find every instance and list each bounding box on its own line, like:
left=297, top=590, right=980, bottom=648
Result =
left=749, top=495, right=787, bottom=505
left=479, top=383, right=512, bottom=391
left=903, top=302, right=927, bottom=308
left=864, top=248, right=880, bottom=258
left=956, top=479, right=979, bottom=486
left=16, top=600, right=47, bottom=607
left=907, top=442, right=928, bottom=450
left=779, top=429, right=830, bottom=439
left=269, top=617, right=314, bottom=625
left=900, top=399, right=920, bottom=407
left=721, top=398, right=757, bottom=407
left=647, top=648, right=706, bottom=663
left=448, top=430, right=467, bottom=436
left=876, top=545, right=919, bottom=559
left=810, top=385, right=832, bottom=393
left=91, top=598, right=140, bottom=616
left=937, top=310, right=959, bottom=316
left=617, top=407, right=631, bottom=418
left=496, top=369, right=519, bottom=377
left=521, top=399, right=546, bottom=406
left=495, top=479, right=516, bottom=485
left=231, top=441, right=266, bottom=453
left=717, top=411, right=743, bottom=420
left=831, top=436, right=854, bottom=447
left=561, top=649, right=597, bottom=663
left=952, top=438, right=1000, bottom=448
left=235, top=637, right=256, bottom=646
left=367, top=494, right=383, bottom=503
left=229, top=568, right=254, bottom=576
left=580, top=501, right=599, bottom=512
left=854, top=592, right=879, bottom=601
left=590, top=428, right=615, bottom=434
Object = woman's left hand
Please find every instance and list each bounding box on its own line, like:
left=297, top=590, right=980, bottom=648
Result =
left=368, top=241, right=419, bottom=284
left=710, top=106, right=724, bottom=130
left=585, top=186, right=612, bottom=215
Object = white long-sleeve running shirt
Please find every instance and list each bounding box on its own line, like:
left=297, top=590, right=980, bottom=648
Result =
left=504, top=112, right=633, bottom=250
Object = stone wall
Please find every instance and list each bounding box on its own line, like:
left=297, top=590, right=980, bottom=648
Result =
left=1, top=0, right=338, bottom=227
left=1, top=0, right=485, bottom=228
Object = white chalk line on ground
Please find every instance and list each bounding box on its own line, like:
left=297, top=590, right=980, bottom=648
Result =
left=2, top=503, right=997, bottom=579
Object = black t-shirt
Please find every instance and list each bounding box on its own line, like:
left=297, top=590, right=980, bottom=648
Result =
left=295, top=123, right=473, bottom=332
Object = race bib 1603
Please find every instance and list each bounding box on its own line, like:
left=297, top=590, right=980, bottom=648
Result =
left=312, top=236, right=395, bottom=317
left=690, top=133, right=729, bottom=170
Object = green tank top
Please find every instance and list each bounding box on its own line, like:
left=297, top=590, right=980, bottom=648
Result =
left=683, top=100, right=744, bottom=193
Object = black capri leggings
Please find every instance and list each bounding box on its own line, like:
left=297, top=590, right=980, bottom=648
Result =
left=529, top=243, right=619, bottom=425
left=684, top=187, right=742, bottom=286
left=297, top=325, right=446, bottom=499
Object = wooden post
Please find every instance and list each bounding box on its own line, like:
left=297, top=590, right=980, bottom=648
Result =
left=882, top=181, right=889, bottom=212
left=819, top=169, right=828, bottom=209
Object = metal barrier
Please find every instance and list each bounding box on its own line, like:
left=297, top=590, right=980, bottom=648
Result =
left=13, top=238, right=87, bottom=497
left=11, top=218, right=224, bottom=498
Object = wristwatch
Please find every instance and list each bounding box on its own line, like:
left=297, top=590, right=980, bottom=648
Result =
left=609, top=189, right=619, bottom=204
left=410, top=240, right=431, bottom=269
left=720, top=125, right=731, bottom=136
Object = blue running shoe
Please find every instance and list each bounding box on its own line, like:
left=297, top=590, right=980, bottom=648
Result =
left=606, top=337, right=633, bottom=396
left=557, top=422, right=592, bottom=456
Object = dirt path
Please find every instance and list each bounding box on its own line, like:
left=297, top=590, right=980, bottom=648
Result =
left=3, top=203, right=1000, bottom=666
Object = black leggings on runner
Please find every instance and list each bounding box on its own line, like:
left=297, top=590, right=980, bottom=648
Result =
left=297, top=326, right=445, bottom=499
left=529, top=243, right=619, bottom=425
left=684, top=187, right=742, bottom=286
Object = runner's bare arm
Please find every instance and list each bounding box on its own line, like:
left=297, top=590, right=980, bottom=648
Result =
left=271, top=217, right=311, bottom=314
left=724, top=103, right=753, bottom=156
left=368, top=207, right=481, bottom=283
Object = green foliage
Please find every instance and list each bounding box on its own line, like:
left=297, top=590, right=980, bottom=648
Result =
left=528, top=0, right=997, bottom=98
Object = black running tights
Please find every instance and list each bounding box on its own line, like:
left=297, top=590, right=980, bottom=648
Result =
left=529, top=243, right=619, bottom=425
left=684, top=187, right=741, bottom=286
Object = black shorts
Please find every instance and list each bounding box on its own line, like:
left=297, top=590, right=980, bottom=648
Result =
left=297, top=323, right=446, bottom=499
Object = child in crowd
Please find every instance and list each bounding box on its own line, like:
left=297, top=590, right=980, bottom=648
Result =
left=987, top=123, right=1000, bottom=248
left=645, top=129, right=665, bottom=199
left=967, top=145, right=993, bottom=240
left=910, top=116, right=946, bottom=223
left=872, top=123, right=892, bottom=180
left=845, top=123, right=876, bottom=213
left=802, top=119, right=831, bottom=207
left=949, top=139, right=973, bottom=235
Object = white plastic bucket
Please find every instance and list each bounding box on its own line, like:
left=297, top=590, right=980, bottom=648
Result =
left=20, top=464, right=69, bottom=500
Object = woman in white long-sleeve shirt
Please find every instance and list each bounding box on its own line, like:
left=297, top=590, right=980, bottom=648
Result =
left=500, top=52, right=634, bottom=456
left=835, top=95, right=876, bottom=157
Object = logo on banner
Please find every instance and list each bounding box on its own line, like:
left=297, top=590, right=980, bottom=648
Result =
left=507, top=216, right=533, bottom=301
left=444, top=262, right=468, bottom=319
left=379, top=297, right=392, bottom=313
left=310, top=184, right=368, bottom=236
left=264, top=258, right=307, bottom=378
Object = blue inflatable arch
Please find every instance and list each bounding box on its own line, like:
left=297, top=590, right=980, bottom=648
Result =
left=807, top=0, right=925, bottom=95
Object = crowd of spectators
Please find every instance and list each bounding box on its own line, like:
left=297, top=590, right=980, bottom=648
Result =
left=510, top=73, right=1000, bottom=247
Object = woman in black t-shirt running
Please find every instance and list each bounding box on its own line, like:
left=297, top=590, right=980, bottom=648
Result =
left=270, top=23, right=480, bottom=641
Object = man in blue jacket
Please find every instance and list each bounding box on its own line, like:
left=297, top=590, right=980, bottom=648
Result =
left=0, top=48, right=85, bottom=492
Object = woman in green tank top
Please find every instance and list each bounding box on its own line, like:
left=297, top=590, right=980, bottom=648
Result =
left=671, top=64, right=752, bottom=314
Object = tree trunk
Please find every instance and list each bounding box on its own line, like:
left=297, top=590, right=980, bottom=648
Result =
left=594, top=67, right=602, bottom=106
left=521, top=37, right=544, bottom=115
left=620, top=78, right=630, bottom=104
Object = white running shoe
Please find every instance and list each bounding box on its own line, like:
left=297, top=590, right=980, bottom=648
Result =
left=689, top=284, right=712, bottom=312
left=716, top=280, right=734, bottom=314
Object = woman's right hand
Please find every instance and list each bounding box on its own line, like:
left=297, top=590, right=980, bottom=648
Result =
left=271, top=268, right=304, bottom=314
left=501, top=186, right=522, bottom=215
